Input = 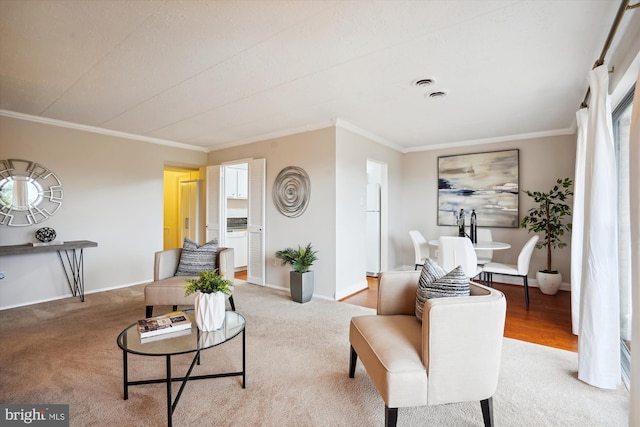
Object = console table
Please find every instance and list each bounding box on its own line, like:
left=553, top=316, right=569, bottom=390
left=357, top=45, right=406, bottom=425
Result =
left=0, top=240, right=98, bottom=302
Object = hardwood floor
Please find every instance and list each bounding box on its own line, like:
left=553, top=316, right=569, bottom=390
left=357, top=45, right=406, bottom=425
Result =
left=341, top=276, right=578, bottom=352
left=236, top=270, right=577, bottom=352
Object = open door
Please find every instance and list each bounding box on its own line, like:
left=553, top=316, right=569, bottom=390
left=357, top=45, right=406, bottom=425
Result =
left=247, top=158, right=266, bottom=286
left=206, top=165, right=224, bottom=243
left=206, top=160, right=265, bottom=285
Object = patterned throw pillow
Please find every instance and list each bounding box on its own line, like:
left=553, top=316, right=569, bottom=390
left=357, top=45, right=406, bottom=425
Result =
left=175, top=238, right=218, bottom=276
left=415, top=259, right=447, bottom=321
left=416, top=263, right=470, bottom=323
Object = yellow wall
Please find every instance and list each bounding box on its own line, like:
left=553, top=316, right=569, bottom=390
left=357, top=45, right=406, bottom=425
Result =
left=163, top=168, right=200, bottom=250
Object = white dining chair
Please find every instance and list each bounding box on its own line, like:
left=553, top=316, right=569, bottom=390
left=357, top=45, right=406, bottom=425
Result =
left=437, top=236, right=482, bottom=279
left=475, top=228, right=493, bottom=265
left=409, top=230, right=430, bottom=270
left=482, top=235, right=539, bottom=310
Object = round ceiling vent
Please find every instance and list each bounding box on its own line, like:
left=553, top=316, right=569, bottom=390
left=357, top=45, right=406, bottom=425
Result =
left=428, top=91, right=448, bottom=98
left=414, top=78, right=435, bottom=87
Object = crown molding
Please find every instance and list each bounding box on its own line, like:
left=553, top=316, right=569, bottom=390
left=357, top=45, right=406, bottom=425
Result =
left=333, top=118, right=405, bottom=152
left=205, top=119, right=336, bottom=151
left=0, top=110, right=208, bottom=153
left=403, top=128, right=576, bottom=152
left=1, top=110, right=578, bottom=155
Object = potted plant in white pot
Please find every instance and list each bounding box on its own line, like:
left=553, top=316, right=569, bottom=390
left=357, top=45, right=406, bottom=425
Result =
left=275, top=243, right=318, bottom=303
left=184, top=269, right=233, bottom=331
left=520, top=177, right=573, bottom=295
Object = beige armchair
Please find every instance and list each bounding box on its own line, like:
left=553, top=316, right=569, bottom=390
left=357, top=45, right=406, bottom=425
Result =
left=144, top=247, right=235, bottom=318
left=349, top=270, right=506, bottom=427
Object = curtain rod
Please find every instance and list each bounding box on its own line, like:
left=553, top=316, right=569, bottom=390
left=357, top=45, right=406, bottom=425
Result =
left=580, top=0, right=634, bottom=108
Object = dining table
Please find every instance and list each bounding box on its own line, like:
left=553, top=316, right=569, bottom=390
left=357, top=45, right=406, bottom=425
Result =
left=427, top=239, right=511, bottom=251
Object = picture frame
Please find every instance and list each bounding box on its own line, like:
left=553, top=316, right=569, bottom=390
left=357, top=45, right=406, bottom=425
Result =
left=437, top=149, right=519, bottom=228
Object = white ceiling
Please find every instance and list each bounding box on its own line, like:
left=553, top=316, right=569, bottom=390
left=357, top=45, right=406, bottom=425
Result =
left=0, top=0, right=623, bottom=153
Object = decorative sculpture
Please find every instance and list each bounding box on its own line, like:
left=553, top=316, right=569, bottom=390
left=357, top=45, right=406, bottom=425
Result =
left=273, top=166, right=310, bottom=218
left=35, top=227, right=57, bottom=243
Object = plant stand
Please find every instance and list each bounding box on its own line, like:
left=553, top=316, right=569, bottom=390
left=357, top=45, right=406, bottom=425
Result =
left=290, top=271, right=314, bottom=303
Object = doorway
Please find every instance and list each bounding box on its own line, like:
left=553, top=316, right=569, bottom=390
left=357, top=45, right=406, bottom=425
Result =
left=223, top=162, right=249, bottom=271
left=366, top=160, right=388, bottom=277
left=206, top=159, right=266, bottom=286
left=163, top=167, right=200, bottom=250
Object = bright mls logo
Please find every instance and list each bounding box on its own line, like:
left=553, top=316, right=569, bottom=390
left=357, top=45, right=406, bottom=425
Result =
left=1, top=405, right=68, bottom=426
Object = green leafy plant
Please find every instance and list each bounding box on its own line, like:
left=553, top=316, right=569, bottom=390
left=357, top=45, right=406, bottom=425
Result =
left=184, top=269, right=233, bottom=296
left=520, top=177, right=573, bottom=274
left=275, top=243, right=318, bottom=273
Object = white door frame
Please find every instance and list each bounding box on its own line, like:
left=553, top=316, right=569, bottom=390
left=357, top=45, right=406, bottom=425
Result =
left=208, top=159, right=266, bottom=286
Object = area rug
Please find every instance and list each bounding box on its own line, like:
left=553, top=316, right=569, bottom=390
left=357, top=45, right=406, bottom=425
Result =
left=0, top=281, right=629, bottom=426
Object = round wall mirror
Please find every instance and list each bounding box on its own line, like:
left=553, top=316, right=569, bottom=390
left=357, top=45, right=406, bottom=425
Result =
left=0, top=159, right=63, bottom=226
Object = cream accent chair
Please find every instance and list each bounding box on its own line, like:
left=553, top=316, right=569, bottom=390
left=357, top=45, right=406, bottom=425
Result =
left=144, top=247, right=235, bottom=318
left=409, top=230, right=430, bottom=270
left=349, top=270, right=506, bottom=427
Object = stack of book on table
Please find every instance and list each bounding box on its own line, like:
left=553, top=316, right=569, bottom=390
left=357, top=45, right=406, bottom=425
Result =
left=137, top=311, right=192, bottom=341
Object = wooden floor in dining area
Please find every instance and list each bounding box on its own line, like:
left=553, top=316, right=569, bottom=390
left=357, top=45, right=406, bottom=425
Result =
left=341, top=276, right=578, bottom=352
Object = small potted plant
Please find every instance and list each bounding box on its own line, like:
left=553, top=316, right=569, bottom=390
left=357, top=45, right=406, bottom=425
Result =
left=520, top=177, right=573, bottom=295
left=184, top=269, right=233, bottom=330
left=275, top=243, right=318, bottom=303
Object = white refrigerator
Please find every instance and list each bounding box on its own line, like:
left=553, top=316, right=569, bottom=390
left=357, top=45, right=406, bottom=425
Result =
left=366, top=183, right=381, bottom=277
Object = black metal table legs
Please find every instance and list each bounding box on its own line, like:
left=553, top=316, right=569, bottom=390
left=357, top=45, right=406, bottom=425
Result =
left=57, top=248, right=85, bottom=301
left=121, top=329, right=246, bottom=426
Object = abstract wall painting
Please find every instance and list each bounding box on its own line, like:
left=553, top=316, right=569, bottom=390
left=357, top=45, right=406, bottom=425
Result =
left=438, top=149, right=519, bottom=228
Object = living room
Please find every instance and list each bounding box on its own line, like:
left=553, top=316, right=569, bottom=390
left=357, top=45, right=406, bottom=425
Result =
left=1, top=1, right=638, bottom=426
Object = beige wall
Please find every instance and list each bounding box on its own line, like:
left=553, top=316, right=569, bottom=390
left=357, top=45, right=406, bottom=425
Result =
left=335, top=126, right=404, bottom=298
left=207, top=127, right=338, bottom=298
left=0, top=113, right=578, bottom=308
left=0, top=114, right=578, bottom=308
left=401, top=134, right=577, bottom=285
left=207, top=126, right=405, bottom=300
left=0, top=116, right=207, bottom=309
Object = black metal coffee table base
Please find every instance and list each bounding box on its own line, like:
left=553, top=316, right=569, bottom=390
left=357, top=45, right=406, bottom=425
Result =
left=121, top=328, right=245, bottom=427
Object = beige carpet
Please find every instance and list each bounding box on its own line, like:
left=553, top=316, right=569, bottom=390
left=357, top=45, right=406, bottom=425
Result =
left=0, top=281, right=629, bottom=426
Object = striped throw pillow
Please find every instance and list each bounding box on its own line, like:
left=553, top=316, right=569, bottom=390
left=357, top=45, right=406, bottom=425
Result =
left=415, top=258, right=446, bottom=321
left=416, top=263, right=470, bottom=323
left=175, top=238, right=218, bottom=276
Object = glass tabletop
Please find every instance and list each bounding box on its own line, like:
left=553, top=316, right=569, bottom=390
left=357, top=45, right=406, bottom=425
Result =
left=117, top=310, right=245, bottom=357
left=428, top=239, right=511, bottom=250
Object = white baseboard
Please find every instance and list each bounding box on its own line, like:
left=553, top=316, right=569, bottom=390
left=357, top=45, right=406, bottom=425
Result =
left=0, top=279, right=151, bottom=311
left=335, top=279, right=369, bottom=301
left=264, top=282, right=344, bottom=302
left=264, top=283, right=288, bottom=293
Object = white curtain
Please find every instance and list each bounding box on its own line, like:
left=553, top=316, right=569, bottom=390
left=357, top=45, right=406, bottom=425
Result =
left=571, top=108, right=588, bottom=335
left=628, top=74, right=640, bottom=427
left=576, top=65, right=620, bottom=389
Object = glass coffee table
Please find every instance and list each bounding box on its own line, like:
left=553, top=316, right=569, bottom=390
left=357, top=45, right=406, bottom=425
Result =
left=117, top=310, right=246, bottom=427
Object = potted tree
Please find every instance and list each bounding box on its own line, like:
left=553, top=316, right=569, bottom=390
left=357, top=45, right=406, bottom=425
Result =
left=184, top=269, right=233, bottom=331
left=520, top=177, right=573, bottom=295
left=275, top=243, right=318, bottom=303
